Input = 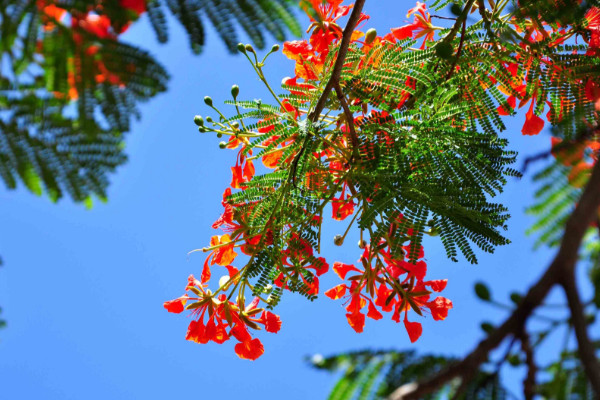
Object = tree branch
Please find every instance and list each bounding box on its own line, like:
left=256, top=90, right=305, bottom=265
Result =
left=334, top=82, right=359, bottom=159
left=560, top=268, right=600, bottom=394
left=389, top=155, right=600, bottom=400
left=519, top=330, right=536, bottom=400
left=309, top=0, right=366, bottom=122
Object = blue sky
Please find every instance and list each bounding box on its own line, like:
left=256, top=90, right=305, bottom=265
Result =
left=0, top=2, right=595, bottom=399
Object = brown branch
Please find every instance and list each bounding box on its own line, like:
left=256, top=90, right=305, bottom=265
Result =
left=445, top=18, right=467, bottom=81
left=388, top=155, right=600, bottom=400
left=334, top=83, right=359, bottom=160
left=308, top=0, right=366, bottom=122
left=560, top=268, right=600, bottom=394
left=519, top=330, right=536, bottom=400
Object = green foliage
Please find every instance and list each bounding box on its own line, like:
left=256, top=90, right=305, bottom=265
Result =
left=310, top=349, right=508, bottom=400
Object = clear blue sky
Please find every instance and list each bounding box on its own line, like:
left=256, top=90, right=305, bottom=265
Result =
left=0, top=2, right=595, bottom=399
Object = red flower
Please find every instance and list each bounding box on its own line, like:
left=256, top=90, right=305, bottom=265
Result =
left=234, top=338, right=265, bottom=360
left=120, top=0, right=147, bottom=15
left=521, top=101, right=544, bottom=136
left=163, top=297, right=186, bottom=313
left=403, top=318, right=423, bottom=343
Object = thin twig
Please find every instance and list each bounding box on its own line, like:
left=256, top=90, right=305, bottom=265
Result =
left=388, top=148, right=600, bottom=400
left=445, top=18, right=467, bottom=81
left=334, top=83, right=359, bottom=160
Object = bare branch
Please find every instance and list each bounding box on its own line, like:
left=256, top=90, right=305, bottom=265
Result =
left=389, top=151, right=600, bottom=400
left=561, top=268, right=600, bottom=394
left=519, top=330, right=536, bottom=400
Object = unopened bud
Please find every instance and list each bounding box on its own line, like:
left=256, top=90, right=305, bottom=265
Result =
left=232, top=122, right=240, bottom=130
left=365, top=28, right=377, bottom=45
left=237, top=43, right=246, bottom=53
left=271, top=44, right=280, bottom=52
left=219, top=141, right=227, bottom=149
left=231, top=85, right=240, bottom=98
left=216, top=133, right=223, bottom=138
left=245, top=44, right=255, bottom=53
left=333, top=234, right=344, bottom=246
left=198, top=127, right=206, bottom=133
left=357, top=239, right=367, bottom=249
left=206, top=116, right=213, bottom=123
left=204, top=96, right=213, bottom=106
left=194, top=115, right=204, bottom=126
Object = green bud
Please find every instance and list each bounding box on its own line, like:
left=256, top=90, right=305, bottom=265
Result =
left=216, top=133, right=223, bottom=138
left=206, top=116, right=213, bottom=123
left=231, top=84, right=240, bottom=99
left=245, top=44, right=255, bottom=53
left=333, top=234, right=344, bottom=246
left=509, top=292, right=522, bottom=305
left=435, top=42, right=454, bottom=59
left=450, top=3, right=462, bottom=16
left=232, top=122, right=240, bottom=130
left=365, top=28, right=377, bottom=45
left=357, top=239, right=367, bottom=249
left=198, top=126, right=206, bottom=133
left=237, top=43, right=246, bottom=53
left=507, top=354, right=521, bottom=367
left=271, top=44, right=280, bottom=52
left=480, top=322, right=494, bottom=334
left=219, top=141, right=227, bottom=149
left=474, top=282, right=491, bottom=301
left=194, top=115, right=204, bottom=126
left=204, top=96, right=213, bottom=106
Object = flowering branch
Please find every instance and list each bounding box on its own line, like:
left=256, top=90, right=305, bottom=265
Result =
left=308, top=0, right=366, bottom=122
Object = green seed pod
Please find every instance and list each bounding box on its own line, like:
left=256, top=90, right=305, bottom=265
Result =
left=204, top=96, right=213, bottom=106
left=219, top=141, right=227, bottom=149
left=193, top=115, right=204, bottom=126
left=271, top=44, right=280, bottom=52
left=245, top=44, right=255, bottom=53
left=231, top=85, right=240, bottom=99
left=333, top=234, right=344, bottom=246
left=237, top=43, right=246, bottom=53
left=365, top=28, right=377, bottom=45
left=474, top=282, right=491, bottom=301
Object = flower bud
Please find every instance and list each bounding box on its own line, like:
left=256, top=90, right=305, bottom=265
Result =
left=365, top=28, right=377, bottom=45
left=232, top=122, right=240, bottom=130
left=271, top=44, right=280, bottom=52
left=237, top=43, right=246, bottom=53
left=333, top=234, right=344, bottom=246
left=231, top=84, right=240, bottom=98
left=198, top=126, right=206, bottom=133
left=219, top=141, right=227, bottom=149
left=206, top=116, right=213, bottom=122
left=216, top=133, right=223, bottom=138
left=194, top=115, right=204, bottom=126
left=245, top=44, right=255, bottom=53
left=357, top=239, right=367, bottom=249
left=204, top=96, right=213, bottom=106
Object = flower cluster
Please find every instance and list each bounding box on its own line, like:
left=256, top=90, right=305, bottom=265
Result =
left=164, top=274, right=281, bottom=360
left=36, top=0, right=147, bottom=99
